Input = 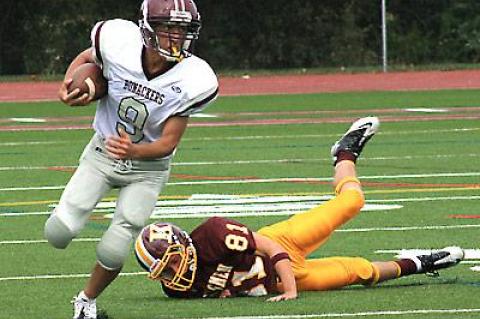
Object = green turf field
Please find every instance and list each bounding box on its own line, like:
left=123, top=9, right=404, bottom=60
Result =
left=1, top=90, right=479, bottom=319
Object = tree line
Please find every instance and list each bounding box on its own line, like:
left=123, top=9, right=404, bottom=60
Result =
left=1, top=0, right=479, bottom=75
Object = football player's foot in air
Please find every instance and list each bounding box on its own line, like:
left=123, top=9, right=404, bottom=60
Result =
left=72, top=291, right=97, bottom=319
left=397, top=246, right=465, bottom=277
left=331, top=116, right=380, bottom=165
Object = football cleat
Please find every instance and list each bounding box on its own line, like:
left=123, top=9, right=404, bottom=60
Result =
left=331, top=116, right=380, bottom=164
left=397, top=246, right=464, bottom=277
left=72, top=291, right=97, bottom=319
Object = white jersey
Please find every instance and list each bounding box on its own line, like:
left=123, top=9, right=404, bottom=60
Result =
left=90, top=19, right=218, bottom=153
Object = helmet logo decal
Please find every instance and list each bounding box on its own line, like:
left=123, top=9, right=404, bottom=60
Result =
left=149, top=224, right=174, bottom=244
left=170, top=10, right=192, bottom=22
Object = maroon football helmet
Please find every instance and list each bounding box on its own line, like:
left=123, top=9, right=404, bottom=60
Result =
left=139, top=0, right=201, bottom=61
left=135, top=222, right=197, bottom=291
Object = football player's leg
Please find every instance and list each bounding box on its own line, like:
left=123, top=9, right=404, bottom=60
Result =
left=95, top=170, right=169, bottom=271
left=295, top=257, right=378, bottom=291
left=83, top=170, right=169, bottom=300
left=258, top=189, right=364, bottom=281
left=258, top=163, right=365, bottom=272
left=260, top=118, right=379, bottom=274
left=376, top=246, right=465, bottom=279
left=44, top=160, right=111, bottom=249
left=285, top=117, right=380, bottom=256
left=286, top=188, right=364, bottom=255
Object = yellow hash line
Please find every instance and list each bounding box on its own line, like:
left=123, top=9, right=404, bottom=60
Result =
left=0, top=186, right=479, bottom=208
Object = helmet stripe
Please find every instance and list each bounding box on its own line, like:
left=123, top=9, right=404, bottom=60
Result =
left=135, top=235, right=155, bottom=269
left=141, top=0, right=154, bottom=32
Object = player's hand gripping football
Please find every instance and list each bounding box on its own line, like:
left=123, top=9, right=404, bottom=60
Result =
left=105, top=129, right=137, bottom=159
left=58, top=78, right=92, bottom=107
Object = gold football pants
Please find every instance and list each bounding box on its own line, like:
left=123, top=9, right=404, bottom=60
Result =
left=258, top=189, right=377, bottom=291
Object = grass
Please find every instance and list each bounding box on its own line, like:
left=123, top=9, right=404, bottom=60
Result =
left=0, top=89, right=479, bottom=318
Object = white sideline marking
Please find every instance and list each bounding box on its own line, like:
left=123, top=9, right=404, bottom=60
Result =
left=181, top=127, right=480, bottom=141
left=2, top=171, right=480, bottom=191
left=1, top=126, right=478, bottom=148
left=0, top=238, right=99, bottom=245
left=0, top=126, right=478, bottom=148
left=0, top=211, right=50, bottom=217
left=0, top=271, right=147, bottom=282
left=0, top=141, right=64, bottom=146
left=148, top=203, right=401, bottom=219
left=404, top=108, right=448, bottom=113
left=471, top=266, right=480, bottom=272
left=368, top=195, right=480, bottom=203
left=9, top=117, right=46, bottom=123
left=190, top=113, right=218, bottom=118
left=336, top=224, right=480, bottom=233
left=189, top=309, right=480, bottom=319
left=3, top=225, right=480, bottom=245
left=2, top=153, right=480, bottom=171
left=0, top=165, right=76, bottom=171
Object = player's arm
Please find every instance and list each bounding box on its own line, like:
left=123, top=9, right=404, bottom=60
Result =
left=58, top=48, right=97, bottom=106
left=105, top=116, right=189, bottom=160
left=252, top=232, right=297, bottom=302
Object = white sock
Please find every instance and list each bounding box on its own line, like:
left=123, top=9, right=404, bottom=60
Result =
left=78, top=290, right=95, bottom=301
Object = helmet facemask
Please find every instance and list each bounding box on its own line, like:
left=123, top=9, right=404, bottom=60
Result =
left=149, top=239, right=197, bottom=291
left=134, top=224, right=197, bottom=291
left=139, top=1, right=201, bottom=62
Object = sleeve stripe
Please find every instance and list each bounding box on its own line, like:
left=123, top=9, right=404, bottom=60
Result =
left=94, top=21, right=106, bottom=64
left=178, top=87, right=219, bottom=116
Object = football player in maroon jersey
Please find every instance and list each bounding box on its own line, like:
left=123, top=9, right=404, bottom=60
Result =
left=135, top=117, right=464, bottom=300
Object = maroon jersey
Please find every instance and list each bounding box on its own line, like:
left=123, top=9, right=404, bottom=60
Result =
left=162, top=217, right=277, bottom=298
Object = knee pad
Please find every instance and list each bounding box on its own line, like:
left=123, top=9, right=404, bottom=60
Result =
left=44, top=214, right=76, bottom=249
left=96, top=224, right=134, bottom=270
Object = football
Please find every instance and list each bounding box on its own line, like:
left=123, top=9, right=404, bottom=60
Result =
left=69, top=63, right=108, bottom=100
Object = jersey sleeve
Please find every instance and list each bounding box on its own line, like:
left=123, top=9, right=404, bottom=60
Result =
left=90, top=21, right=106, bottom=66
left=90, top=19, right=140, bottom=78
left=191, top=217, right=256, bottom=266
left=176, top=59, right=219, bottom=116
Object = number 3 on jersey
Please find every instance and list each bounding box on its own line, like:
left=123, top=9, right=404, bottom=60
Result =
left=117, top=97, right=149, bottom=143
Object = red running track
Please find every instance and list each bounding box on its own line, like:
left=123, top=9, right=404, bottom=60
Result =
left=1, top=69, right=480, bottom=102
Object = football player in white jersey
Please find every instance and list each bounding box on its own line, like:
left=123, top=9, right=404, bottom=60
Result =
left=44, top=0, right=218, bottom=318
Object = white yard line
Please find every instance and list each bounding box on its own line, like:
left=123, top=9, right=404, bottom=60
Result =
left=0, top=238, right=99, bottom=245
left=1, top=154, right=479, bottom=171
left=2, top=171, right=480, bottom=191
left=0, top=271, right=147, bottom=282
left=3, top=225, right=480, bottom=245
left=181, top=127, right=480, bottom=141
left=1, top=127, right=478, bottom=146
left=0, top=141, right=65, bottom=146
left=336, top=224, right=480, bottom=233
left=184, top=309, right=480, bottom=319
